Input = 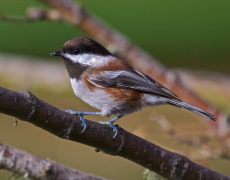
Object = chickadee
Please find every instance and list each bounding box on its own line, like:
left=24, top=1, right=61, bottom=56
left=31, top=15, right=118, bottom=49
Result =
left=51, top=37, right=215, bottom=138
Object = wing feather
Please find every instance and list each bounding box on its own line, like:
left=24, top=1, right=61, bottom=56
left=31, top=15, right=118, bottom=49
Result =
left=89, top=70, right=178, bottom=99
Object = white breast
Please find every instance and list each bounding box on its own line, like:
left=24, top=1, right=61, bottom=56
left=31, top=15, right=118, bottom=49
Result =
left=70, top=78, right=115, bottom=114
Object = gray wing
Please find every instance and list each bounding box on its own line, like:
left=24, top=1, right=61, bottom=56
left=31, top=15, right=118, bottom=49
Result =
left=89, top=70, right=178, bottom=99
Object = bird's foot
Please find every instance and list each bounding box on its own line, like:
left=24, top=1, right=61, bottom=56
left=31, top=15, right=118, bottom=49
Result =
left=99, top=115, right=122, bottom=139
left=79, top=114, right=87, bottom=134
left=99, top=120, right=118, bottom=139
left=65, top=109, right=87, bottom=133
left=65, top=109, right=101, bottom=133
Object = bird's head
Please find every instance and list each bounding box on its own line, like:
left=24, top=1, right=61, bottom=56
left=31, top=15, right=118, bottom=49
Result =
left=51, top=37, right=112, bottom=67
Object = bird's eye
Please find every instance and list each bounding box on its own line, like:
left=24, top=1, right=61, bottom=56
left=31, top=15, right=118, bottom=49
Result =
left=74, top=49, right=78, bottom=54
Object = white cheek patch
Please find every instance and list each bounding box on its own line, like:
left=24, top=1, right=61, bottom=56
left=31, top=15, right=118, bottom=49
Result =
left=63, top=53, right=114, bottom=67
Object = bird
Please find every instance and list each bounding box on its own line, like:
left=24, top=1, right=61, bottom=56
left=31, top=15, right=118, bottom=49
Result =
left=51, top=37, right=216, bottom=138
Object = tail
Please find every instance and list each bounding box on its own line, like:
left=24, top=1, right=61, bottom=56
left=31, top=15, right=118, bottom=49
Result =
left=166, top=99, right=216, bottom=121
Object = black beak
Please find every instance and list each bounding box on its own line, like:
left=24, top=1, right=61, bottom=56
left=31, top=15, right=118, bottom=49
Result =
left=50, top=51, right=62, bottom=57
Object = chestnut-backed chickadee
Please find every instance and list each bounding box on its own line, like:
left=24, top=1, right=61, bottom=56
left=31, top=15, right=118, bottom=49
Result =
left=51, top=37, right=215, bottom=138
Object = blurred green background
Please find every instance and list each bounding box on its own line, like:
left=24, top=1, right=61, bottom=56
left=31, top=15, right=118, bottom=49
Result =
left=0, top=0, right=230, bottom=73
left=0, top=1, right=230, bottom=180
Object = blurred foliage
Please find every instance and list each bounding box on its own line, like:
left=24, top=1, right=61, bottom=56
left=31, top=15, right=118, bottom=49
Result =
left=0, top=0, right=230, bottom=73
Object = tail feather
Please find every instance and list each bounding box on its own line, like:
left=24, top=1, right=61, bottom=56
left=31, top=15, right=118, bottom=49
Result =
left=166, top=99, right=216, bottom=121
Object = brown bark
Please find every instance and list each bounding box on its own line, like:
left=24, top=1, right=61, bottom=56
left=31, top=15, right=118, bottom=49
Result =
left=0, top=86, right=228, bottom=180
left=0, top=143, right=105, bottom=180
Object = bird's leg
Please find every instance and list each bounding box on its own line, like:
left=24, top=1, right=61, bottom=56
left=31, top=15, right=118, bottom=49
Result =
left=66, top=109, right=123, bottom=138
left=65, top=109, right=102, bottom=116
left=99, top=115, right=123, bottom=139
left=65, top=109, right=101, bottom=133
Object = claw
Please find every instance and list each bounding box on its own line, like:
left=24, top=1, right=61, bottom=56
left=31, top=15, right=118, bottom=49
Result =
left=111, top=125, right=118, bottom=139
left=65, top=109, right=121, bottom=137
left=79, top=115, right=87, bottom=134
left=65, top=109, right=88, bottom=134
left=99, top=121, right=118, bottom=139
left=99, top=115, right=122, bottom=139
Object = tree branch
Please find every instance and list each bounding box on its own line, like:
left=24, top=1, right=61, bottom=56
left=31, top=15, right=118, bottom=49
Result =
left=0, top=87, right=228, bottom=180
left=0, top=143, right=105, bottom=180
left=0, top=8, right=62, bottom=22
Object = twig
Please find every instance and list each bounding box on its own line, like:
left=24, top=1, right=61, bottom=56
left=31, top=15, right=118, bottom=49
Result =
left=0, top=7, right=62, bottom=22
left=0, top=143, right=105, bottom=180
left=0, top=86, right=228, bottom=180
